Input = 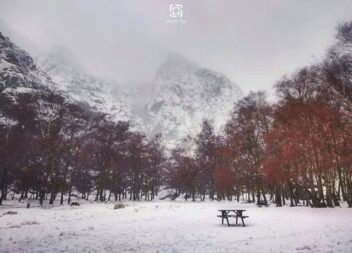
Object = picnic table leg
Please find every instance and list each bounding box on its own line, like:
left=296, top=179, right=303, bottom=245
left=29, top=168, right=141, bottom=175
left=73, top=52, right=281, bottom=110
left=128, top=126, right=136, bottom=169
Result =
left=226, top=217, right=230, bottom=226
left=221, top=211, right=225, bottom=225
left=236, top=216, right=238, bottom=225
left=241, top=217, right=246, bottom=227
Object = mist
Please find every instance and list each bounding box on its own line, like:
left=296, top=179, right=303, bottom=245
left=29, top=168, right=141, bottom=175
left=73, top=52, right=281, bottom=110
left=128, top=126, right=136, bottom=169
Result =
left=0, top=0, right=352, bottom=94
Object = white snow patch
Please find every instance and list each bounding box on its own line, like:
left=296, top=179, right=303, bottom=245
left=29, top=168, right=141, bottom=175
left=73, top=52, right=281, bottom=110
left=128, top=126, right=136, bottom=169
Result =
left=0, top=201, right=351, bottom=252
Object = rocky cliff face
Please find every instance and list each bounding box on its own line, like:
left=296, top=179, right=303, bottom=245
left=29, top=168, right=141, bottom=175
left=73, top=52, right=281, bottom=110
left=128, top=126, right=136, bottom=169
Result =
left=144, top=54, right=243, bottom=146
left=0, top=32, right=52, bottom=91
left=0, top=32, right=76, bottom=126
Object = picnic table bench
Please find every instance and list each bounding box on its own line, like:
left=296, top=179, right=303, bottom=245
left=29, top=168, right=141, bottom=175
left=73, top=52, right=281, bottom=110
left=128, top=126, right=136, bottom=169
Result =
left=218, top=209, right=248, bottom=227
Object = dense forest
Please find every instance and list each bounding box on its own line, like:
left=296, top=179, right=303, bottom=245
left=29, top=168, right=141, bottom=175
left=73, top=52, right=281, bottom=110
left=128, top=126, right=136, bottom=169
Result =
left=0, top=22, right=351, bottom=208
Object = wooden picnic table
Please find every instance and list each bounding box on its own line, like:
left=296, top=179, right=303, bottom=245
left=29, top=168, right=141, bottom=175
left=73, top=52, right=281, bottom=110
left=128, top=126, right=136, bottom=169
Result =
left=218, top=209, right=248, bottom=227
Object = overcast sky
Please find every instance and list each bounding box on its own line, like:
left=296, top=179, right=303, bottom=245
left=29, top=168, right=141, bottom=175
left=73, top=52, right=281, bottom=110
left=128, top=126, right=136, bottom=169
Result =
left=0, top=0, right=352, bottom=95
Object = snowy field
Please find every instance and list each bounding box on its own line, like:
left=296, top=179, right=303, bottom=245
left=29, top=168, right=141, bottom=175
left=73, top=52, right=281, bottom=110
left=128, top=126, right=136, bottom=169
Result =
left=0, top=201, right=352, bottom=253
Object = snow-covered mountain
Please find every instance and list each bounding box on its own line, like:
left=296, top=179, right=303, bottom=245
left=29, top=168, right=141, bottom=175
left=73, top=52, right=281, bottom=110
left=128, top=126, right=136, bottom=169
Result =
left=0, top=32, right=82, bottom=127
left=0, top=31, right=63, bottom=123
left=144, top=54, right=243, bottom=146
left=36, top=47, right=135, bottom=124
left=0, top=32, right=52, bottom=91
left=36, top=49, right=243, bottom=147
left=37, top=51, right=243, bottom=147
left=1, top=31, right=243, bottom=147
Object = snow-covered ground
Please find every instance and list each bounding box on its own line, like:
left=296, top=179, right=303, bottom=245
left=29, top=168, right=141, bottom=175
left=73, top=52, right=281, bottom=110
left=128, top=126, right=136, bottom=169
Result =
left=0, top=201, right=351, bottom=253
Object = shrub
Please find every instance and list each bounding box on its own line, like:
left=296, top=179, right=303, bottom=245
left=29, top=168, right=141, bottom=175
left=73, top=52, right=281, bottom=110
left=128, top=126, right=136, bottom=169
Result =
left=114, top=203, right=126, bottom=209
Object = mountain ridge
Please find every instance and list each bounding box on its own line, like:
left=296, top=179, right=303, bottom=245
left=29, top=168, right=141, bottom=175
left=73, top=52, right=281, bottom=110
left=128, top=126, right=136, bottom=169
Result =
left=1, top=31, right=243, bottom=148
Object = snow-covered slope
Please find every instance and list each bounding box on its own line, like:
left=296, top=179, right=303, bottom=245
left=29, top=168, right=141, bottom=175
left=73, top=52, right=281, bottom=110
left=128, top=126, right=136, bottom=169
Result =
left=36, top=47, right=135, bottom=124
left=1, top=31, right=242, bottom=146
left=0, top=31, right=61, bottom=122
left=0, top=32, right=80, bottom=126
left=0, top=32, right=52, bottom=91
left=1, top=201, right=352, bottom=253
left=144, top=54, right=243, bottom=146
left=36, top=51, right=243, bottom=147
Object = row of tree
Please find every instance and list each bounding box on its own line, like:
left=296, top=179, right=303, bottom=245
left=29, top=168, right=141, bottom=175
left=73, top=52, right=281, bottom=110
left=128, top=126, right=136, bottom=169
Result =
left=1, top=22, right=351, bottom=207
left=165, top=22, right=352, bottom=207
left=0, top=91, right=165, bottom=205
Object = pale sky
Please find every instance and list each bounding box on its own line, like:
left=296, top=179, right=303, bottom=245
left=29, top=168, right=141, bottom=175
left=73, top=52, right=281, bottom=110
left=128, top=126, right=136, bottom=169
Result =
left=0, top=0, right=352, bottom=96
